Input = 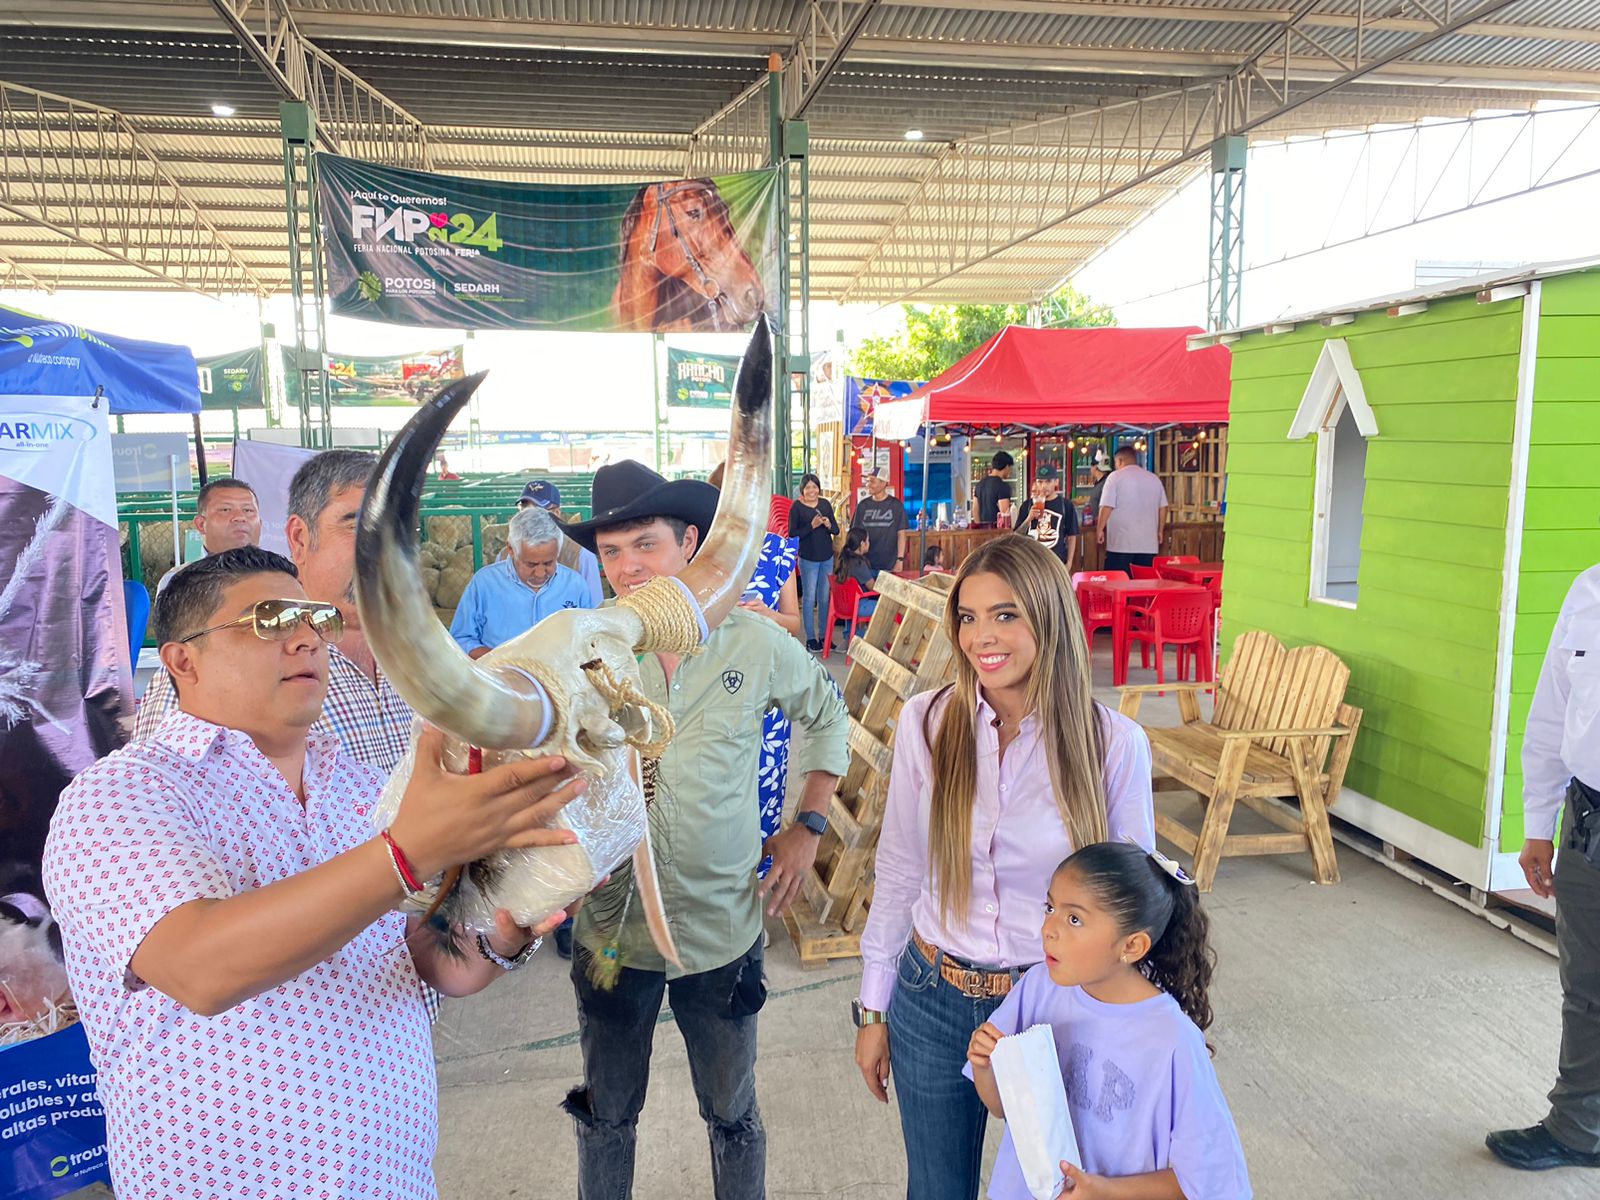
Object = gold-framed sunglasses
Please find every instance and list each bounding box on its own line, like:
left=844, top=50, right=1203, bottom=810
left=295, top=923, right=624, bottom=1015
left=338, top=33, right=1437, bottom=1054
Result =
left=179, top=598, right=344, bottom=645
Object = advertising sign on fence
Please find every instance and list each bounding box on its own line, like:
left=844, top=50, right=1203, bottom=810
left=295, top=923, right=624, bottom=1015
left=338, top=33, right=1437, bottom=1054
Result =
left=195, top=347, right=264, bottom=409
left=665, top=347, right=742, bottom=409
left=316, top=154, right=780, bottom=333
left=111, top=433, right=193, bottom=494
left=284, top=346, right=465, bottom=407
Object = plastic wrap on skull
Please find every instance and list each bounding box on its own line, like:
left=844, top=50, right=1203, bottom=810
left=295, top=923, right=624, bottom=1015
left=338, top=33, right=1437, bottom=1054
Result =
left=372, top=721, right=646, bottom=933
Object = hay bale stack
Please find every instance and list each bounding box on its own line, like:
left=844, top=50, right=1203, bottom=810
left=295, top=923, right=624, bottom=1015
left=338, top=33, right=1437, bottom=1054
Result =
left=481, top=521, right=508, bottom=563
left=424, top=514, right=471, bottom=551
left=433, top=544, right=477, bottom=609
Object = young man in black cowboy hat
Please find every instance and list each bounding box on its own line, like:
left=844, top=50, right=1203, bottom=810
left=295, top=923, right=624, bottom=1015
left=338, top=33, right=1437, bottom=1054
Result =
left=561, top=460, right=849, bottom=1200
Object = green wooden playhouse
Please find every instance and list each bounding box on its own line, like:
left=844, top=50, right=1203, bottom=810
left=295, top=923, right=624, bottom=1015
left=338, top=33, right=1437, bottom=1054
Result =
left=1190, top=258, right=1600, bottom=893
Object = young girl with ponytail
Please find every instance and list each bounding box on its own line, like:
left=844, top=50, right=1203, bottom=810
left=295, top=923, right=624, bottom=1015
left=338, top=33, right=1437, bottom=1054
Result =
left=855, top=536, right=1155, bottom=1199
left=966, top=841, right=1251, bottom=1199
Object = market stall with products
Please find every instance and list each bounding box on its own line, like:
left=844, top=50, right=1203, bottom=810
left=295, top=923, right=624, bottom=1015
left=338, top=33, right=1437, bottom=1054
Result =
left=873, top=324, right=1232, bottom=572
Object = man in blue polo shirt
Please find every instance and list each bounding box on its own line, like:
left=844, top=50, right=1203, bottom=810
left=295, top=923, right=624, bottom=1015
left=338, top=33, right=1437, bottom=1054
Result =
left=449, top=505, right=594, bottom=658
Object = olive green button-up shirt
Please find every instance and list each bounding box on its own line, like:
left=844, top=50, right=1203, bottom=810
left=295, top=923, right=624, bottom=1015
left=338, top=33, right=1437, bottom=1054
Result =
left=576, top=607, right=849, bottom=978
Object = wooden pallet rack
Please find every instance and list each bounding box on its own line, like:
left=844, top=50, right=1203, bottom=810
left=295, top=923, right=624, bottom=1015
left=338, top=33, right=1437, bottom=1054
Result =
left=785, top=571, right=958, bottom=968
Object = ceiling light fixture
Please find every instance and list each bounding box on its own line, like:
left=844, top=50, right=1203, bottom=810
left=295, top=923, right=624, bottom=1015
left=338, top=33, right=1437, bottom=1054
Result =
left=211, top=103, right=236, bottom=117
left=904, top=129, right=924, bottom=141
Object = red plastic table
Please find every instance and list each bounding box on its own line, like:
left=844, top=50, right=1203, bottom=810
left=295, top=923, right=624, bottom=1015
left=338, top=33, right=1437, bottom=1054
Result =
left=1159, top=561, right=1225, bottom=586
left=1099, top=578, right=1211, bottom=686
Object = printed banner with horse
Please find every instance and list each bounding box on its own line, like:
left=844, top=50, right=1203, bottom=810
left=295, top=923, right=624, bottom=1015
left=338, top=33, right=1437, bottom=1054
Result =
left=317, top=154, right=780, bottom=334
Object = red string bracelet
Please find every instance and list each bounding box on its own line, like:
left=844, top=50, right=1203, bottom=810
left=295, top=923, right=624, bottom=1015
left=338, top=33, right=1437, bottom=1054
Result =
left=380, top=830, right=424, bottom=893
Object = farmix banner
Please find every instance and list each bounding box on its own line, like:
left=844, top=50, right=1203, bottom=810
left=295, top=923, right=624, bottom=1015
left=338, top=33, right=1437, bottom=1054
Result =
left=317, top=154, right=781, bottom=333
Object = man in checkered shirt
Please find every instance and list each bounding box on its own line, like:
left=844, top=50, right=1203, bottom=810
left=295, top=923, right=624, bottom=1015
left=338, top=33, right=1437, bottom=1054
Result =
left=45, top=546, right=584, bottom=1200
left=134, top=450, right=411, bottom=772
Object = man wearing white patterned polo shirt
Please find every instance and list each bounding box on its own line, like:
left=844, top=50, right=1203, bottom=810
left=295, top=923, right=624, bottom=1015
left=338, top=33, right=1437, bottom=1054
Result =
left=45, top=547, right=585, bottom=1200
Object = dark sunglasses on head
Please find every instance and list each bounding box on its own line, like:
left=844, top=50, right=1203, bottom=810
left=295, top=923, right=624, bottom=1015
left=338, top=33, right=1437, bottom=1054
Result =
left=179, top=598, right=344, bottom=645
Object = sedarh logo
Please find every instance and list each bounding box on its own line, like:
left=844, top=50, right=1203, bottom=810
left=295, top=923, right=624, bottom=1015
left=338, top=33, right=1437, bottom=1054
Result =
left=0, top=412, right=97, bottom=452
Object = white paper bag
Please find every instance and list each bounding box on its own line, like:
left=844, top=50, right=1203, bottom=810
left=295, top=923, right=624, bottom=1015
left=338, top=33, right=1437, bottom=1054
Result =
left=991, top=1023, right=1081, bottom=1200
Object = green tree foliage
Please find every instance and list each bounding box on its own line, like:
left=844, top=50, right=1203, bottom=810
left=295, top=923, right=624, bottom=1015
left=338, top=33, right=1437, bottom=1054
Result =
left=849, top=285, right=1116, bottom=381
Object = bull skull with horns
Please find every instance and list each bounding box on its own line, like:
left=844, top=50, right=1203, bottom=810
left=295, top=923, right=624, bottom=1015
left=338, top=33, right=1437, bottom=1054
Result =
left=355, top=317, right=774, bottom=968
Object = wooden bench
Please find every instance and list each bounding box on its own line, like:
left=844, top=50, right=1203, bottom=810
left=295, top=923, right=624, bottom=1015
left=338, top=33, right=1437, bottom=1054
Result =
left=1117, top=630, right=1363, bottom=892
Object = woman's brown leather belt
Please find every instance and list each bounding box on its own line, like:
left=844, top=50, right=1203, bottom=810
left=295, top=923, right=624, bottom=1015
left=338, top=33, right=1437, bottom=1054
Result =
left=912, top=931, right=1027, bottom=999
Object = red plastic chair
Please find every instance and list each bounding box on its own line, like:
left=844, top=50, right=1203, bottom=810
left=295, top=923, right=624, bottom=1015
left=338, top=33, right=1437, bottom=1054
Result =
left=1130, top=564, right=1162, bottom=580
left=825, top=577, right=878, bottom=659
left=1152, top=555, right=1198, bottom=568
left=768, top=495, right=793, bottom=538
left=1125, top=590, right=1215, bottom=684
left=1071, top=570, right=1128, bottom=642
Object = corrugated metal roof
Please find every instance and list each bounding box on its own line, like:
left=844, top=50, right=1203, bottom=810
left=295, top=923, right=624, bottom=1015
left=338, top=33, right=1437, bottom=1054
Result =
left=3, top=1, right=1599, bottom=299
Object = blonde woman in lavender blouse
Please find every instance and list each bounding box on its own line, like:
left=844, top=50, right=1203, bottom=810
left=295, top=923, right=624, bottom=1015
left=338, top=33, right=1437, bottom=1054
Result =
left=854, top=536, right=1155, bottom=1200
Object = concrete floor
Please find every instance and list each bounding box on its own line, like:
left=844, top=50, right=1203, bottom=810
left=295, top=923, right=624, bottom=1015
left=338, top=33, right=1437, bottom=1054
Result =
left=429, top=645, right=1589, bottom=1200
left=104, top=642, right=1586, bottom=1199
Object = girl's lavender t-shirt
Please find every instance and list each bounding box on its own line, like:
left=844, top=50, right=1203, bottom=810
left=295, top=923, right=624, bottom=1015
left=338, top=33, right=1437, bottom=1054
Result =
left=965, top=965, right=1251, bottom=1200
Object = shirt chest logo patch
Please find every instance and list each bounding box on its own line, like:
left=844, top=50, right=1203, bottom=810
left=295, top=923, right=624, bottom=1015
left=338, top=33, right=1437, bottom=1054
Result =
left=722, top=670, right=745, bottom=694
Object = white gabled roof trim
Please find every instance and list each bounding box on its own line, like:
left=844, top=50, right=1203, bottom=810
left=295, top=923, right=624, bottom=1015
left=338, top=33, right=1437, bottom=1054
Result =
left=1479, top=283, right=1531, bottom=304
left=1190, top=253, right=1600, bottom=345
left=1288, top=339, right=1378, bottom=440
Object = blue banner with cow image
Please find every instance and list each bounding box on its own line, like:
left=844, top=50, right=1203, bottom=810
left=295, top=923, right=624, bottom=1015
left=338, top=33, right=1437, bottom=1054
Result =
left=316, top=154, right=780, bottom=334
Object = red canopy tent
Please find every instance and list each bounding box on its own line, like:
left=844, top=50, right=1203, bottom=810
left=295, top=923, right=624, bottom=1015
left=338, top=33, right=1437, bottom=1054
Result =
left=873, top=325, right=1230, bottom=438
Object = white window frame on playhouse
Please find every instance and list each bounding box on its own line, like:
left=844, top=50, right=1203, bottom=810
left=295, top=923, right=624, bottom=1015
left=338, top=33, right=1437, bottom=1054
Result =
left=1288, top=339, right=1378, bottom=610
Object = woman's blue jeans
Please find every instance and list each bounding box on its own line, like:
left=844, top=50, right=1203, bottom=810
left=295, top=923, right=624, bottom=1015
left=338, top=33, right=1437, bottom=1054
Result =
left=890, top=940, right=1007, bottom=1200
left=799, top=557, right=832, bottom=644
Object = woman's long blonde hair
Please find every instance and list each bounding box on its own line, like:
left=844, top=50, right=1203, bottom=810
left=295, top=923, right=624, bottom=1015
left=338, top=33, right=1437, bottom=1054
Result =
left=924, top=536, right=1108, bottom=927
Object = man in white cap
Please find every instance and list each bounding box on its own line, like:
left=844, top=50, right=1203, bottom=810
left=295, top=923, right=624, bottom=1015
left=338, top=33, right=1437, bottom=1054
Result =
left=849, top=468, right=907, bottom=577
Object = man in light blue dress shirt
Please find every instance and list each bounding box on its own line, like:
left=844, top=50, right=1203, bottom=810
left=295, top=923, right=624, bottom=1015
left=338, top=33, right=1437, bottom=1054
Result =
left=520, top=479, right=604, bottom=606
left=449, top=506, right=594, bottom=657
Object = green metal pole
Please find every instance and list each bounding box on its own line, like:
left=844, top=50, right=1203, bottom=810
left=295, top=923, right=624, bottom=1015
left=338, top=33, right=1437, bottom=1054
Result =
left=798, top=136, right=812, bottom=480
left=652, top=332, right=666, bottom=472
left=768, top=64, right=791, bottom=499
left=1206, top=136, right=1247, bottom=332
left=281, top=101, right=331, bottom=448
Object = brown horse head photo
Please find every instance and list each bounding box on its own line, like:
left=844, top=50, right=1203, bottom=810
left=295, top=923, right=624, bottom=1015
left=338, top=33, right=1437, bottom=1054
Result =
left=613, top=179, right=767, bottom=332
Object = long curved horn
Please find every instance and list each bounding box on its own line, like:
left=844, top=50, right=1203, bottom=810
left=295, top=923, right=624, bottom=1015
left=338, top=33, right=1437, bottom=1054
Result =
left=354, top=372, right=552, bottom=749
left=673, top=314, right=774, bottom=632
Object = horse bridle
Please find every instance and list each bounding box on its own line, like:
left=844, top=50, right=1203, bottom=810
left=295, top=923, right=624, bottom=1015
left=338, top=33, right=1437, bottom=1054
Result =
left=645, top=182, right=731, bottom=328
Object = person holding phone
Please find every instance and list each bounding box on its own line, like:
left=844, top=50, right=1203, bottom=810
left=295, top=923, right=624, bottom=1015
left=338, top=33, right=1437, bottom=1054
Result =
left=788, top=472, right=839, bottom=653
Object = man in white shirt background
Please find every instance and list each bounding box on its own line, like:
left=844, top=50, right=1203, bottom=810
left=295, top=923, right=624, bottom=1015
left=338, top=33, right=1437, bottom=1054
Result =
left=1095, top=445, right=1169, bottom=574
left=154, top=477, right=261, bottom=596
left=1487, top=563, right=1600, bottom=1173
